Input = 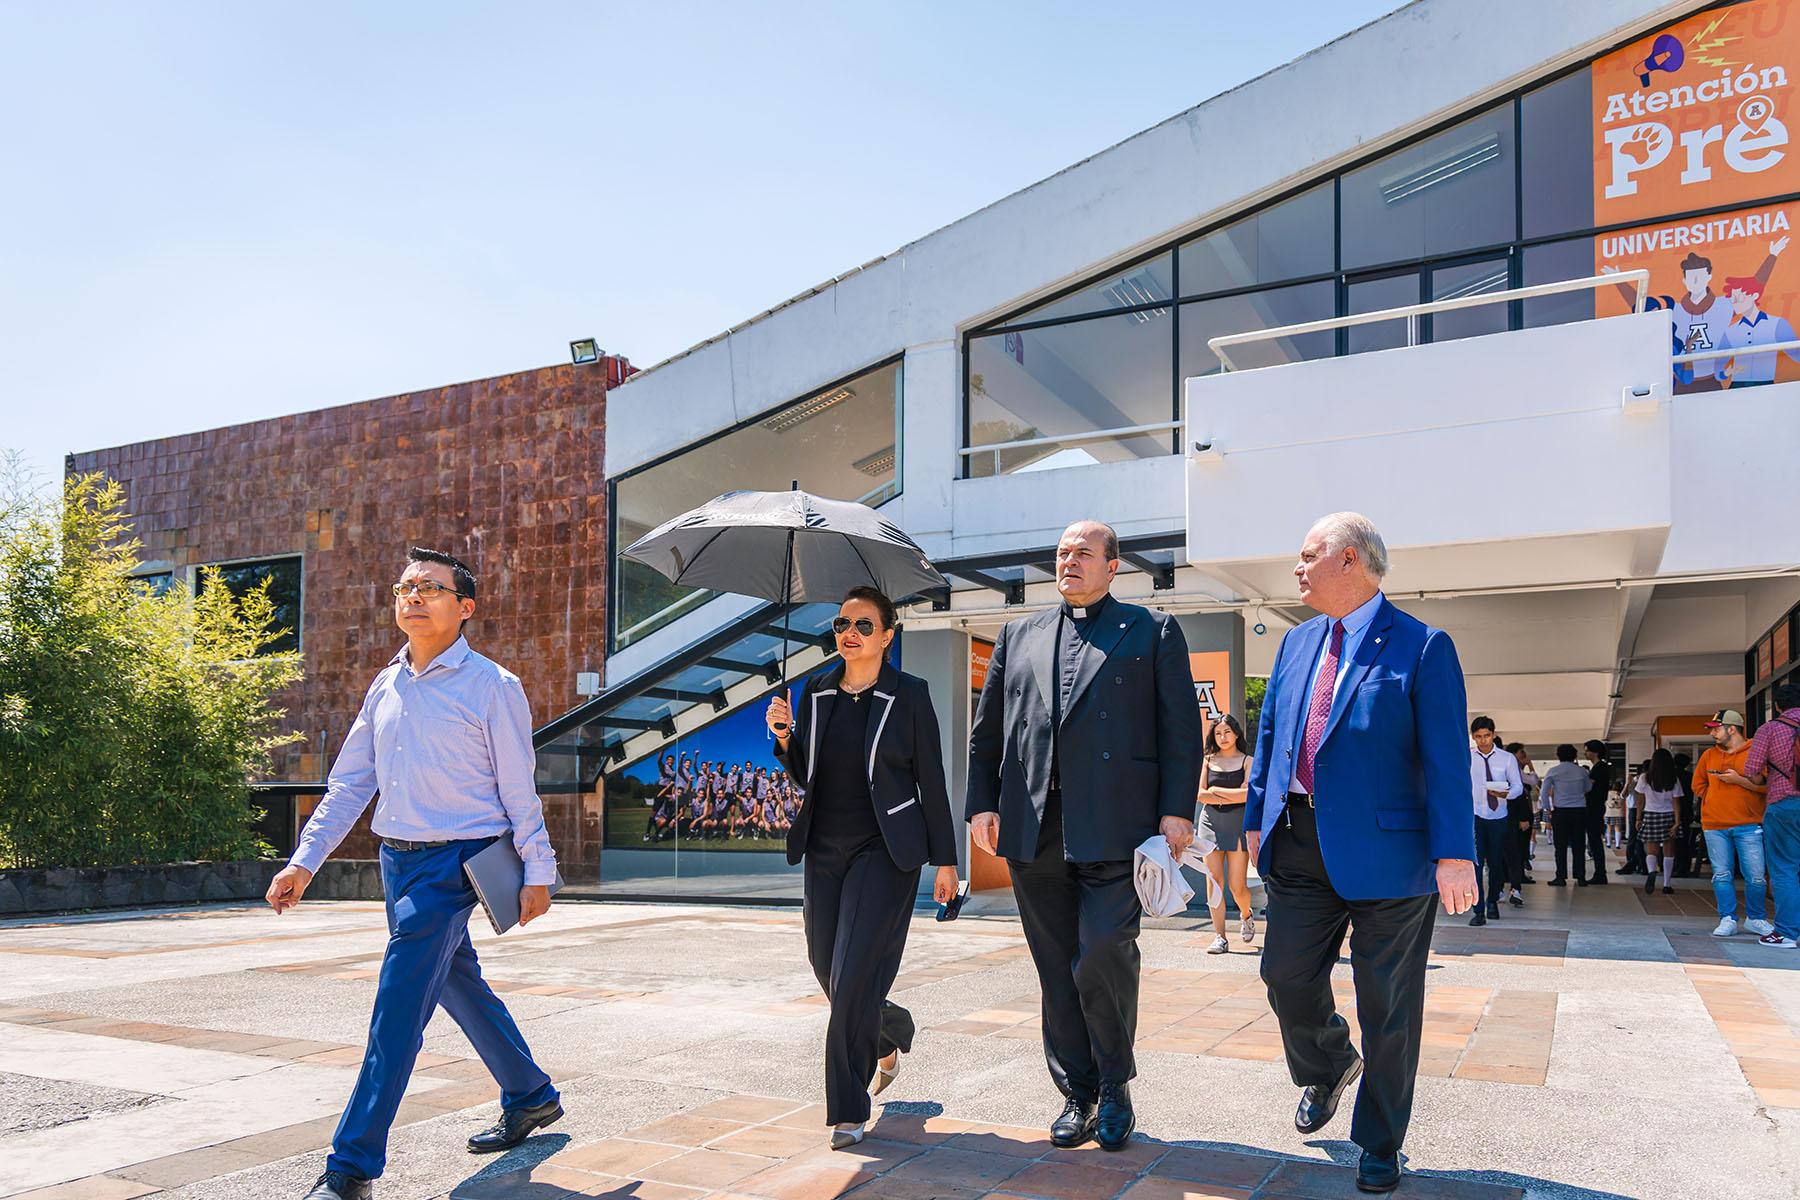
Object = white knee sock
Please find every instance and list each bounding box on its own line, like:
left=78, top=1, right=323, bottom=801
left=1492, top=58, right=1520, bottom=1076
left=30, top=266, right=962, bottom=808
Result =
left=1662, top=856, right=1674, bottom=886
left=1646, top=854, right=1659, bottom=878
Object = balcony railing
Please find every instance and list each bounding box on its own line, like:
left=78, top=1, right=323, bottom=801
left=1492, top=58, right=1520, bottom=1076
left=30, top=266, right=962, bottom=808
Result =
left=1206, top=271, right=1650, bottom=372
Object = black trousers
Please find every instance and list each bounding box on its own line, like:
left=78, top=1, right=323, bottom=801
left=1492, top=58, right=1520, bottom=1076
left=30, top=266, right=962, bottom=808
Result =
left=1260, top=802, right=1436, bottom=1158
left=1007, top=793, right=1142, bottom=1101
left=1551, top=808, right=1587, bottom=881
left=1584, top=801, right=1609, bottom=880
left=803, top=836, right=920, bottom=1125
left=1505, top=819, right=1531, bottom=888
left=1473, top=815, right=1509, bottom=909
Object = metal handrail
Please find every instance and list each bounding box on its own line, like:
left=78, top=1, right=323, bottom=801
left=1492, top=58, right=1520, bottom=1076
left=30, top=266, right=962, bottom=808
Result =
left=959, top=419, right=1185, bottom=457
left=1206, top=270, right=1650, bottom=371
left=1673, top=338, right=1800, bottom=364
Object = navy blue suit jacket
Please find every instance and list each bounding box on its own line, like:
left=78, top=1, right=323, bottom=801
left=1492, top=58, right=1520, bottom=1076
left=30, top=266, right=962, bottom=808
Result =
left=1245, top=595, right=1472, bottom=900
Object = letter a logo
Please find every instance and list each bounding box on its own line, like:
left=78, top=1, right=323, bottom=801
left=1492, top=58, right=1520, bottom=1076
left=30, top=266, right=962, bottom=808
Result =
left=1194, top=680, right=1222, bottom=721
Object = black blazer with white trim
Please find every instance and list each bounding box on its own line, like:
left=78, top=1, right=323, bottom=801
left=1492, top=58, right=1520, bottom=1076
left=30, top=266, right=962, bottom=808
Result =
left=772, top=659, right=959, bottom=871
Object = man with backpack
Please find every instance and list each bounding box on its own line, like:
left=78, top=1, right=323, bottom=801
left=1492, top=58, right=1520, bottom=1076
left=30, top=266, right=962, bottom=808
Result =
left=1729, top=680, right=1800, bottom=949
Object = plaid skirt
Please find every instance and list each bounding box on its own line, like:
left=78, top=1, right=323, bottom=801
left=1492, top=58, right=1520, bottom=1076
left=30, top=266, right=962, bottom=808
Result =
left=1638, top=810, right=1676, bottom=842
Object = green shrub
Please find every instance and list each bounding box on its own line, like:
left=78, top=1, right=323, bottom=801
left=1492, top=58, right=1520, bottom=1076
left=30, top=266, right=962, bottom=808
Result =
left=0, top=470, right=302, bottom=868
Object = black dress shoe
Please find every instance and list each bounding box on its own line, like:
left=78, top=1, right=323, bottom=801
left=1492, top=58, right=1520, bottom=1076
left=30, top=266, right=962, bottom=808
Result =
left=1095, top=1082, right=1134, bottom=1151
left=1547, top=877, right=1566, bottom=886
left=305, top=1172, right=370, bottom=1200
left=468, top=1097, right=563, bottom=1153
left=1467, top=912, right=1486, bottom=926
left=1576, top=877, right=1589, bottom=887
left=1049, top=1095, right=1098, bottom=1148
left=1295, top=1055, right=1361, bottom=1133
left=1356, top=1150, right=1402, bottom=1193
left=1589, top=874, right=1608, bottom=884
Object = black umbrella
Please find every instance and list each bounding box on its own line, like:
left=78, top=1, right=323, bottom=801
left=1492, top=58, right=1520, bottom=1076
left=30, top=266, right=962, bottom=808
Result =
left=622, top=486, right=947, bottom=716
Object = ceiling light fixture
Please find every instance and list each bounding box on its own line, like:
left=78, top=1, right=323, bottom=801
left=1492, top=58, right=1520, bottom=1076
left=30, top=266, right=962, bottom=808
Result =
left=1379, top=132, right=1502, bottom=205
left=762, top=386, right=855, bottom=434
left=1103, top=271, right=1171, bottom=323
left=853, top=445, right=896, bottom=476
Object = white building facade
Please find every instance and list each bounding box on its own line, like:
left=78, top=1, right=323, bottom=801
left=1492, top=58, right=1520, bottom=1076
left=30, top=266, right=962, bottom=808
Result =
left=560, top=0, right=1800, bottom=896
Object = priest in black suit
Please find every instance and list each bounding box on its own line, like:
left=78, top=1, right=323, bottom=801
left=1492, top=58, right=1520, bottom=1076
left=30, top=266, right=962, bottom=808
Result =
left=965, top=520, right=1202, bottom=1152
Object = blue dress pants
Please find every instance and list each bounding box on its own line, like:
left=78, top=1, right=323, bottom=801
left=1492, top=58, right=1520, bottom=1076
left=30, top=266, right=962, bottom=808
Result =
left=1764, top=798, right=1800, bottom=940
left=327, top=839, right=557, bottom=1181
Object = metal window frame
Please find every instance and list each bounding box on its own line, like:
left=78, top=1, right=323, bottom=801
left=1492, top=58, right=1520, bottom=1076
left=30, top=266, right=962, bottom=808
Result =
left=195, top=552, right=305, bottom=657
left=605, top=352, right=906, bottom=656
left=958, top=4, right=1786, bottom=477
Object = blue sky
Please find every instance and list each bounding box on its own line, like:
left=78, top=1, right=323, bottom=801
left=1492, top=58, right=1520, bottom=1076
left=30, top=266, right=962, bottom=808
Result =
left=1, top=1, right=1400, bottom=488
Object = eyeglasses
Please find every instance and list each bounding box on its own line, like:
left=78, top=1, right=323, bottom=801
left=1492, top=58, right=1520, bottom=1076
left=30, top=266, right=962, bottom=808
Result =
left=392, top=580, right=467, bottom=599
left=832, top=616, right=878, bottom=637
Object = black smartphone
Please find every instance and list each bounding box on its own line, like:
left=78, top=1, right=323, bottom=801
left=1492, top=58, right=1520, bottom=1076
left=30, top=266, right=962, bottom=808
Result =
left=936, top=880, right=971, bottom=922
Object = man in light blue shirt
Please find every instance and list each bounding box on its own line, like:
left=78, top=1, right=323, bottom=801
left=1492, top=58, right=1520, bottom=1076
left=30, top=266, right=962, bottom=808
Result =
left=267, top=548, right=562, bottom=1200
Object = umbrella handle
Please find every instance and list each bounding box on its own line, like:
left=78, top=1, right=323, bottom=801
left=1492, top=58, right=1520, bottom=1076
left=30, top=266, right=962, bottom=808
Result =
left=773, top=523, right=795, bottom=725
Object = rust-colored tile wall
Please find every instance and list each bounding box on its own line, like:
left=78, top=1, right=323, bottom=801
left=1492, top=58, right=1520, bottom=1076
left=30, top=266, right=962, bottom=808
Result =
left=67, top=360, right=620, bottom=874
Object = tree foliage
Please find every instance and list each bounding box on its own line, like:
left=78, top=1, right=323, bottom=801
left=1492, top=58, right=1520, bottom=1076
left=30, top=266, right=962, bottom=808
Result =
left=0, top=470, right=302, bottom=868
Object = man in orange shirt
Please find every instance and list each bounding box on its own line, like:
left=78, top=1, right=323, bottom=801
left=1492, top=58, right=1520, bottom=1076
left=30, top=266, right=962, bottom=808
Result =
left=1693, top=710, right=1773, bottom=939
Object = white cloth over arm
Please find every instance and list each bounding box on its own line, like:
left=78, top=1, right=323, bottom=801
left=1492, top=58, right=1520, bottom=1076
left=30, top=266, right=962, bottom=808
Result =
left=1133, top=834, right=1195, bottom=917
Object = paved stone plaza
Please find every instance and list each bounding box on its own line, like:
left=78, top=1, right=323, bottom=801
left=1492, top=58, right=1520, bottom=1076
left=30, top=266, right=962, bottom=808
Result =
left=2, top=869, right=1797, bottom=1199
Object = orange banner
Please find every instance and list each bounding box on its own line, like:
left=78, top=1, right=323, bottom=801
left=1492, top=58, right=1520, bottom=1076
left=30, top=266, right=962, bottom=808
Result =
left=1597, top=200, right=1800, bottom=389
left=1189, top=651, right=1231, bottom=748
left=1594, top=0, right=1800, bottom=227
left=970, top=639, right=994, bottom=693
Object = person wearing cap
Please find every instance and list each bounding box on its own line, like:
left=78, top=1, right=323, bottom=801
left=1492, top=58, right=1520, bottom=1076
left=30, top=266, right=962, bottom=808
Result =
left=1692, top=710, right=1772, bottom=938
left=1717, top=277, right=1800, bottom=387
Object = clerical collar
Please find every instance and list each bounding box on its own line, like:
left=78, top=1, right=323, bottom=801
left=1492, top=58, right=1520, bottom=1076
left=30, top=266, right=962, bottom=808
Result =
left=1061, top=593, right=1111, bottom=621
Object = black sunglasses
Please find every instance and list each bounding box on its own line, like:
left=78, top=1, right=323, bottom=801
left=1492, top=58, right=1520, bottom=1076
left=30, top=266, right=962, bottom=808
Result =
left=832, top=616, right=878, bottom=637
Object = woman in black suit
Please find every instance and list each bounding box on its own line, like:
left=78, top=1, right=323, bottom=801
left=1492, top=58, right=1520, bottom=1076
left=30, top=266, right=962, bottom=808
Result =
left=767, top=586, right=960, bottom=1149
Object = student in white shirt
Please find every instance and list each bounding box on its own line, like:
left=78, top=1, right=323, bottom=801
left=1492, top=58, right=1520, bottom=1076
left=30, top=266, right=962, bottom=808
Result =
left=1468, top=717, right=1523, bottom=925
left=1635, top=748, right=1688, bottom=895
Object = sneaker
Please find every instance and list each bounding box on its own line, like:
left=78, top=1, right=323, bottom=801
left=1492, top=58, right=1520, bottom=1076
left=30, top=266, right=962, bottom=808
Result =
left=1759, top=932, right=1799, bottom=948
left=1206, top=935, right=1230, bottom=954
left=1711, top=917, right=1739, bottom=938
left=1744, top=918, right=1775, bottom=937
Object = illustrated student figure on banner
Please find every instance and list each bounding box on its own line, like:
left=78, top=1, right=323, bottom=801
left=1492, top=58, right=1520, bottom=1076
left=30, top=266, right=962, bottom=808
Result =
left=1603, top=237, right=1787, bottom=392
left=1718, top=276, right=1800, bottom=387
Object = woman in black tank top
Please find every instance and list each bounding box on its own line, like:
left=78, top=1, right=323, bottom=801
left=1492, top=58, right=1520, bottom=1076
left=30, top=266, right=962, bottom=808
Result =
left=1198, top=713, right=1258, bottom=955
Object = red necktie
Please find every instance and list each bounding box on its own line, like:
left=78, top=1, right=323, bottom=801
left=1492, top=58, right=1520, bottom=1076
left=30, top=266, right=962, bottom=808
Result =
left=1294, top=621, right=1344, bottom=795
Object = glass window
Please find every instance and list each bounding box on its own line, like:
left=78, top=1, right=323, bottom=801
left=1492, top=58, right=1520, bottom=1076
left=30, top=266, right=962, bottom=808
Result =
left=1521, top=69, right=1593, bottom=239
left=1522, top=238, right=1596, bottom=328
left=1345, top=271, right=1421, bottom=354
left=1008, top=254, right=1174, bottom=326
left=1341, top=105, right=1516, bottom=270
left=132, top=571, right=175, bottom=597
left=612, top=360, right=901, bottom=649
left=199, top=557, right=301, bottom=655
left=1178, top=281, right=1336, bottom=380
left=1429, top=257, right=1512, bottom=343
left=1178, top=183, right=1334, bottom=297
left=966, top=309, right=1173, bottom=477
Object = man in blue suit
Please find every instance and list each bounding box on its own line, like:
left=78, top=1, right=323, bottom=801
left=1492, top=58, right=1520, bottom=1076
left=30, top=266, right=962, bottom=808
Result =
left=1245, top=513, right=1476, bottom=1195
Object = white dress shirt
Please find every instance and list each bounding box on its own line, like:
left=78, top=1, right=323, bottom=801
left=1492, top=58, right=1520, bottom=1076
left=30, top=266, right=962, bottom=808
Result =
left=290, top=637, right=559, bottom=886
left=1470, top=746, right=1523, bottom=818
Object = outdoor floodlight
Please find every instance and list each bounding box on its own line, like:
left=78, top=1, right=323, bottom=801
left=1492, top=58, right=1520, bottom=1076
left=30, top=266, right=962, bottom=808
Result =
left=570, top=338, right=601, bottom=365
